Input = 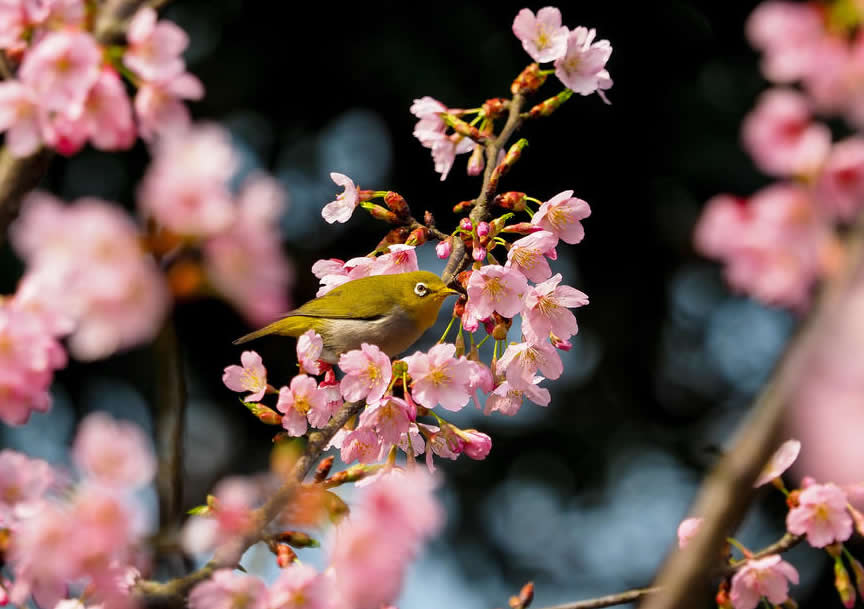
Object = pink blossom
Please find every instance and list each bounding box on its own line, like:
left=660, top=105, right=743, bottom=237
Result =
left=817, top=138, right=864, bottom=221
left=373, top=244, right=419, bottom=274
left=72, top=412, right=156, bottom=490
left=124, top=7, right=188, bottom=82
left=182, top=477, right=258, bottom=556
left=322, top=172, right=359, bottom=224
left=498, top=340, right=563, bottom=390
left=268, top=564, right=327, bottom=609
left=506, top=230, right=559, bottom=283
left=0, top=450, right=53, bottom=525
left=222, top=350, right=268, bottom=402
left=0, top=81, right=44, bottom=157
left=676, top=517, right=703, bottom=549
left=431, top=133, right=474, bottom=181
left=204, top=175, right=293, bottom=326
left=554, top=27, right=613, bottom=102
left=730, top=555, right=799, bottom=609
left=19, top=30, right=101, bottom=115
left=134, top=71, right=204, bottom=139
left=435, top=238, right=452, bottom=259
left=787, top=482, right=853, bottom=547
left=461, top=429, right=492, bottom=460
left=410, top=96, right=447, bottom=147
left=66, top=483, right=139, bottom=569
left=138, top=123, right=235, bottom=237
left=466, top=264, right=528, bottom=319
left=754, top=439, right=800, bottom=487
left=531, top=190, right=591, bottom=244
left=0, top=303, right=65, bottom=425
left=276, top=375, right=327, bottom=437
left=522, top=273, right=588, bottom=344
left=746, top=1, right=825, bottom=83
left=404, top=343, right=473, bottom=411
left=188, top=569, right=268, bottom=609
left=361, top=396, right=412, bottom=445
left=340, top=427, right=381, bottom=464
left=297, top=330, right=324, bottom=375
left=741, top=88, right=830, bottom=178
left=338, top=343, right=392, bottom=404
left=423, top=423, right=462, bottom=471
left=512, top=7, right=569, bottom=63
left=484, top=377, right=550, bottom=416
left=466, top=360, right=494, bottom=409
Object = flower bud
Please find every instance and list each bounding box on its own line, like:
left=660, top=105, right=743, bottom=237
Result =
left=244, top=401, right=283, bottom=425
left=528, top=89, right=573, bottom=119
left=850, top=556, right=864, bottom=599
left=787, top=489, right=801, bottom=509
left=460, top=217, right=474, bottom=232
left=462, top=429, right=492, bottom=460
left=424, top=210, right=435, bottom=226
left=494, top=191, right=527, bottom=212
left=435, top=239, right=451, bottom=260
left=509, top=582, right=534, bottom=609
left=314, top=456, right=335, bottom=482
left=391, top=359, right=408, bottom=378
left=476, top=221, right=491, bottom=237
left=364, top=203, right=400, bottom=224
left=453, top=200, right=475, bottom=213
left=467, top=145, right=485, bottom=176
left=836, top=559, right=857, bottom=608
left=501, top=222, right=542, bottom=235
left=483, top=97, right=508, bottom=119
left=511, top=63, right=547, bottom=95
left=455, top=329, right=466, bottom=357
left=275, top=543, right=297, bottom=568
left=406, top=226, right=428, bottom=246
left=376, top=227, right=410, bottom=251
left=456, top=271, right=473, bottom=290
left=274, top=530, right=319, bottom=548
left=492, top=322, right=509, bottom=341
left=442, top=113, right=489, bottom=142
left=472, top=246, right=486, bottom=262
left=383, top=191, right=410, bottom=219
left=716, top=581, right=733, bottom=609
left=488, top=140, right=528, bottom=192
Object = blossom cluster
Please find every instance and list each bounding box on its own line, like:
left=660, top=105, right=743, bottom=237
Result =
left=677, top=439, right=864, bottom=609
left=694, top=2, right=864, bottom=309
left=0, top=3, right=202, bottom=157
left=185, top=469, right=441, bottom=609
left=0, top=413, right=155, bottom=609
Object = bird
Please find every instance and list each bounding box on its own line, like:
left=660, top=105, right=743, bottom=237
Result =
left=233, top=270, right=459, bottom=363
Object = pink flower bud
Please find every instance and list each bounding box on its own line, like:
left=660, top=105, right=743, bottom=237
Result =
left=472, top=246, right=486, bottom=261
left=462, top=429, right=492, bottom=459
left=467, top=146, right=485, bottom=176
left=460, top=217, right=473, bottom=232
left=436, top=237, right=452, bottom=259
left=476, top=222, right=490, bottom=237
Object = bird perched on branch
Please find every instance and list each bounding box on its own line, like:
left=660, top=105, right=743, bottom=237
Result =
left=234, top=271, right=459, bottom=363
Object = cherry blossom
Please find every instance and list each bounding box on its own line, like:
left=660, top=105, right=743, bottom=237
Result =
left=361, top=396, right=413, bottom=445
left=730, top=555, right=799, bottom=609
left=321, top=173, right=359, bottom=224
left=754, top=439, right=800, bottom=487
left=676, top=517, right=703, bottom=549
left=817, top=138, right=864, bottom=221
left=484, top=377, right=551, bottom=416
left=134, top=72, right=204, bottom=139
left=338, top=343, right=392, bottom=404
left=498, top=340, right=563, bottom=390
left=182, top=476, right=259, bottom=556
left=297, top=330, right=324, bottom=375
left=404, top=343, right=473, bottom=411
left=268, top=564, right=327, bottom=609
left=554, top=27, right=613, bottom=102
left=531, top=189, right=591, bottom=244
left=72, top=412, right=156, bottom=490
left=410, top=96, right=447, bottom=147
left=460, top=429, right=492, bottom=459
left=521, top=273, right=588, bottom=344
left=340, top=427, right=382, bottom=465
left=223, top=350, right=268, bottom=403
left=0, top=81, right=44, bottom=157
left=466, top=264, right=528, bottom=319
left=0, top=450, right=54, bottom=526
left=276, top=375, right=327, bottom=437
left=432, top=133, right=475, bottom=181
left=188, top=569, right=268, bottom=609
left=124, top=7, right=189, bottom=82
left=512, top=7, right=569, bottom=63
left=506, top=230, right=559, bottom=283
left=436, top=238, right=452, bottom=259
left=746, top=1, right=825, bottom=83
left=786, top=482, right=853, bottom=547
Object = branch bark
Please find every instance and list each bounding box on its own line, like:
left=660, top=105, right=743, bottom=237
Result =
left=133, top=399, right=366, bottom=609
left=640, top=220, right=864, bottom=609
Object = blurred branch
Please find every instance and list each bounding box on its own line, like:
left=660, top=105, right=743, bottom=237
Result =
left=532, top=534, right=802, bottom=609
left=152, top=317, right=187, bottom=534
left=133, top=399, right=365, bottom=609
left=641, top=219, right=864, bottom=609
left=442, top=93, right=525, bottom=286
left=0, top=0, right=151, bottom=245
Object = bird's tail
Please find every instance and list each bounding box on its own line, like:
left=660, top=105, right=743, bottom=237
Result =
left=232, top=316, right=312, bottom=345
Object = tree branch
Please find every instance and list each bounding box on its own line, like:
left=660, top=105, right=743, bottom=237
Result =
left=641, top=219, right=864, bottom=609
left=133, top=399, right=366, bottom=609
left=531, top=534, right=802, bottom=609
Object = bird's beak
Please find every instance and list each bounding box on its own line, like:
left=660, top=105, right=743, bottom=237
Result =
left=440, top=287, right=461, bottom=297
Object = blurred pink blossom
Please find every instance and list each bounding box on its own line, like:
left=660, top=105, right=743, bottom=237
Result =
left=746, top=1, right=825, bottom=83
left=72, top=412, right=156, bottom=490
left=124, top=7, right=188, bottom=82
left=188, top=569, right=268, bottom=609
left=817, top=137, right=864, bottom=221
left=182, top=477, right=259, bottom=556
left=0, top=81, right=44, bottom=157
left=134, top=72, right=204, bottom=139
left=676, top=517, right=703, bottom=549
left=268, top=564, right=327, bottom=609
left=754, top=439, right=800, bottom=488
left=512, top=7, right=569, bottom=63
left=730, top=555, right=798, bottom=609
left=0, top=450, right=54, bottom=526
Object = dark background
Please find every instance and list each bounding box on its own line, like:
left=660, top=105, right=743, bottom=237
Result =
left=0, top=1, right=843, bottom=607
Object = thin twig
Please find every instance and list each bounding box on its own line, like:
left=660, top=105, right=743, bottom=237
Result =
left=133, top=399, right=365, bottom=609
left=641, top=218, right=864, bottom=609
left=532, top=534, right=802, bottom=609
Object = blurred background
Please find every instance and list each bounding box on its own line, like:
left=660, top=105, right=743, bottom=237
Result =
left=0, top=0, right=846, bottom=607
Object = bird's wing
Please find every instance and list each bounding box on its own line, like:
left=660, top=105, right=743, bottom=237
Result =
left=287, top=278, right=396, bottom=320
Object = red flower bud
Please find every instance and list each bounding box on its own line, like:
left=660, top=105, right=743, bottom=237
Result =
left=511, top=63, right=548, bottom=95
left=483, top=97, right=508, bottom=120
left=375, top=227, right=410, bottom=251
left=365, top=204, right=400, bottom=224
left=493, top=191, right=527, bottom=211
left=528, top=89, right=574, bottom=119
left=406, top=226, right=428, bottom=246
left=453, top=200, right=475, bottom=213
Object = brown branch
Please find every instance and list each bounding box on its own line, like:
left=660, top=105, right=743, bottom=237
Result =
left=0, top=0, right=153, bottom=245
left=641, top=220, right=864, bottom=609
left=133, top=399, right=366, bottom=609
left=441, top=93, right=525, bottom=286
left=532, top=534, right=802, bottom=609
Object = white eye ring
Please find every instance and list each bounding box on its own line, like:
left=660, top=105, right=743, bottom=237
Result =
left=414, top=282, right=429, bottom=297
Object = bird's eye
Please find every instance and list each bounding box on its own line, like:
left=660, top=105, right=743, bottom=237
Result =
left=414, top=282, right=429, bottom=297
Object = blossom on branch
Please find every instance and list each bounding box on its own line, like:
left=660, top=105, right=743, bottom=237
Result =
left=521, top=273, right=588, bottom=344
left=554, top=27, right=613, bottom=102
left=531, top=189, right=591, bottom=244
left=786, top=482, right=853, bottom=547
left=512, top=7, right=569, bottom=63
left=72, top=412, right=156, bottom=490
left=222, top=350, right=268, bottom=403
left=404, top=343, right=473, bottom=411
left=338, top=343, right=392, bottom=404
left=730, top=555, right=799, bottom=609
left=188, top=569, right=268, bottom=609
left=322, top=172, right=359, bottom=224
